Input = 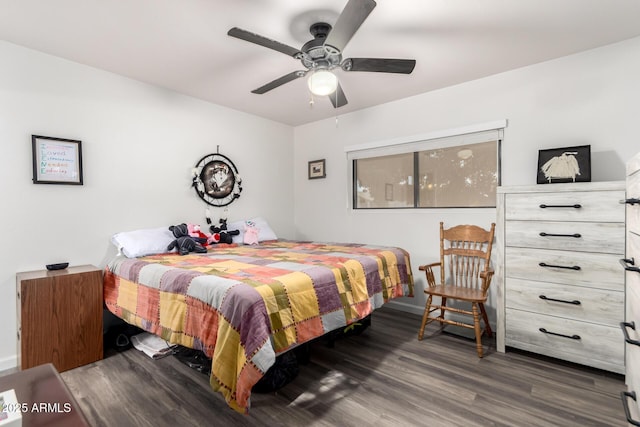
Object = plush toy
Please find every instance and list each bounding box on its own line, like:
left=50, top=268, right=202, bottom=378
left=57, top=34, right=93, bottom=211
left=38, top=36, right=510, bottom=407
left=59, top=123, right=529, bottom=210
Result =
left=243, top=220, right=260, bottom=245
left=187, top=223, right=210, bottom=246
left=220, top=218, right=240, bottom=242
left=167, top=223, right=207, bottom=255
left=209, top=218, right=240, bottom=245
left=207, top=231, right=221, bottom=245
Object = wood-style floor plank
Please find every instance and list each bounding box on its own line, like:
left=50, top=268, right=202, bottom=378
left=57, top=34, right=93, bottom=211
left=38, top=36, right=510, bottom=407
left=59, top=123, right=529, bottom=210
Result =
left=57, top=307, right=626, bottom=426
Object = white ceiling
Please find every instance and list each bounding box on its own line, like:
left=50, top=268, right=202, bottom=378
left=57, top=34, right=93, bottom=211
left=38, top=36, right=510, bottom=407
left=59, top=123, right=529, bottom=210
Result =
left=2, top=0, right=640, bottom=126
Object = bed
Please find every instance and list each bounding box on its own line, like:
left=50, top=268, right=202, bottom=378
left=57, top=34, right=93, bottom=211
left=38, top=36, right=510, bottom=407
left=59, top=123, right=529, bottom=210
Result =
left=103, top=239, right=413, bottom=413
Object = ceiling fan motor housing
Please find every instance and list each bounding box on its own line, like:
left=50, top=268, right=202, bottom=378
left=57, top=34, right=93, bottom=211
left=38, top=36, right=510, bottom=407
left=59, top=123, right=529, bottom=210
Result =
left=300, top=22, right=342, bottom=70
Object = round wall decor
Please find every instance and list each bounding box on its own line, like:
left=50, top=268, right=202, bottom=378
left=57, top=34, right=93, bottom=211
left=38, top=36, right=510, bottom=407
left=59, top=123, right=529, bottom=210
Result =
left=192, top=152, right=242, bottom=207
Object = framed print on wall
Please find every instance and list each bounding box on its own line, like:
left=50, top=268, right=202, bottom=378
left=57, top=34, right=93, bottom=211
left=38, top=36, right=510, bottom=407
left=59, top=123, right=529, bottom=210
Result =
left=308, top=159, right=326, bottom=179
left=32, top=135, right=83, bottom=185
left=192, top=151, right=243, bottom=207
left=537, top=145, right=591, bottom=184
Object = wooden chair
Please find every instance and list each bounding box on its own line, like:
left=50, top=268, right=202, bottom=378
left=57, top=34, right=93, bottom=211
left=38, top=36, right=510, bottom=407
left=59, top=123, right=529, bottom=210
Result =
left=417, top=222, right=496, bottom=357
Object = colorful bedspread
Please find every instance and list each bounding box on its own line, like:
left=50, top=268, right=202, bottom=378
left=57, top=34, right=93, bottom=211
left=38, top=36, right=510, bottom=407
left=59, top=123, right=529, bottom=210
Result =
left=103, top=240, right=413, bottom=413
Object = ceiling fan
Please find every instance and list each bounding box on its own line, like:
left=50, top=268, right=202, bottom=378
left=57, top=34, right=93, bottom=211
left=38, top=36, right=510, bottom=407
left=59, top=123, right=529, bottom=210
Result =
left=227, top=0, right=416, bottom=108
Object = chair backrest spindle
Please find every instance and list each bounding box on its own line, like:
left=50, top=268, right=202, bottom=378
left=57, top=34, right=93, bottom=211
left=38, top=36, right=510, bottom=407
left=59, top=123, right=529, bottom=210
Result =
left=439, top=222, right=495, bottom=291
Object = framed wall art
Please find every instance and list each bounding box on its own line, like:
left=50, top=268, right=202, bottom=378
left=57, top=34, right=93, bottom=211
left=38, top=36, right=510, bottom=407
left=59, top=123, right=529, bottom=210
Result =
left=192, top=151, right=243, bottom=207
left=308, top=159, right=326, bottom=180
left=32, top=135, right=83, bottom=185
left=537, top=145, right=591, bottom=184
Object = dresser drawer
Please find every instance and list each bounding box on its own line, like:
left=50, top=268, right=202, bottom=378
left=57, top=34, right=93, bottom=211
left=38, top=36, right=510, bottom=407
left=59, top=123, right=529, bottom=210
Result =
left=628, top=169, right=640, bottom=235
left=626, top=281, right=640, bottom=342
left=505, top=191, right=625, bottom=222
left=627, top=231, right=640, bottom=320
left=626, top=235, right=640, bottom=390
left=626, top=285, right=640, bottom=403
left=626, top=241, right=640, bottom=329
left=505, top=220, right=624, bottom=254
left=506, top=308, right=624, bottom=373
left=627, top=345, right=640, bottom=416
left=630, top=205, right=640, bottom=236
left=505, top=247, right=624, bottom=291
left=505, top=277, right=623, bottom=327
left=625, top=231, right=640, bottom=403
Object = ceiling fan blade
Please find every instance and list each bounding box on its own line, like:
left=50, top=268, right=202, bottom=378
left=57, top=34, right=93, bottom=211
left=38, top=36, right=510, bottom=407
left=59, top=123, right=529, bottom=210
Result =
left=251, top=70, right=306, bottom=94
left=324, top=0, right=377, bottom=52
left=329, top=83, right=348, bottom=108
left=228, top=27, right=301, bottom=58
left=342, top=58, right=416, bottom=74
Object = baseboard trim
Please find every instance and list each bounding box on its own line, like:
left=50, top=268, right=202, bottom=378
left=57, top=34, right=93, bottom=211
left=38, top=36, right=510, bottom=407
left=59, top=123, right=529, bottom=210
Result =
left=384, top=301, right=496, bottom=332
left=0, top=355, right=17, bottom=373
left=385, top=300, right=424, bottom=316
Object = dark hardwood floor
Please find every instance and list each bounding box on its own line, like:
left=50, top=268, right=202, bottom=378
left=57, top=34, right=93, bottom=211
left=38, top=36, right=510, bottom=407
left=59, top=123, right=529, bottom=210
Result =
left=58, top=307, right=626, bottom=426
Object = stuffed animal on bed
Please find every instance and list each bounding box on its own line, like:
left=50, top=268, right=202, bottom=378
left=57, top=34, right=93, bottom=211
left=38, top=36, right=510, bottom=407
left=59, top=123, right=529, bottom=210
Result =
left=209, top=218, right=240, bottom=245
left=167, top=223, right=207, bottom=255
left=187, top=223, right=210, bottom=246
left=243, top=220, right=260, bottom=245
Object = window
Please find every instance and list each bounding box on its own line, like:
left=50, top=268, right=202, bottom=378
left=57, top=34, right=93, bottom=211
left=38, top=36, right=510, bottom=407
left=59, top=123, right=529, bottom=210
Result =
left=355, top=153, right=414, bottom=208
left=348, top=122, right=504, bottom=209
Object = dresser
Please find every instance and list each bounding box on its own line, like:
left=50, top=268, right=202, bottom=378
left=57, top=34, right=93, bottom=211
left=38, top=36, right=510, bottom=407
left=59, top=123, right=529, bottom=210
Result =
left=16, top=265, right=103, bottom=372
left=495, top=181, right=625, bottom=374
left=621, top=153, right=640, bottom=424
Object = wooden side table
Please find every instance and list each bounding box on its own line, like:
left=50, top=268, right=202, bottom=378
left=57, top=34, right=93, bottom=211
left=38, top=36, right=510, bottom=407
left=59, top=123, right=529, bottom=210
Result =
left=0, top=363, right=89, bottom=426
left=16, top=265, right=103, bottom=372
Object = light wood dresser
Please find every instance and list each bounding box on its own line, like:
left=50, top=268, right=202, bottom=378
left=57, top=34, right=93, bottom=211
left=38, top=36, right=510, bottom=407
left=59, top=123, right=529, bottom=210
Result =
left=621, top=152, right=640, bottom=425
left=495, top=181, right=625, bottom=374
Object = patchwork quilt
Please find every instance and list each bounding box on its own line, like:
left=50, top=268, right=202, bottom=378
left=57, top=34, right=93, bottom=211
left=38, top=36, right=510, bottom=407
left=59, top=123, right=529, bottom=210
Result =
left=103, top=240, right=413, bottom=413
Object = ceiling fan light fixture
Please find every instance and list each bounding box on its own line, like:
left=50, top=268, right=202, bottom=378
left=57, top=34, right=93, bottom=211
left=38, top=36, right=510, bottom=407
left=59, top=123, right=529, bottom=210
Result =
left=307, top=69, right=338, bottom=96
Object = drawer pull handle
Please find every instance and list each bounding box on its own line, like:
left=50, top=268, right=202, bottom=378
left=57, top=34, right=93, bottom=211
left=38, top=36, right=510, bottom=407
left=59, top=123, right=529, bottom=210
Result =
left=538, top=328, right=580, bottom=340
left=624, top=198, right=640, bottom=206
left=621, top=391, right=640, bottom=426
left=539, top=232, right=581, bottom=238
left=539, top=204, right=582, bottom=209
left=620, top=321, right=640, bottom=347
left=538, top=262, right=581, bottom=271
left=620, top=257, right=640, bottom=274
left=538, top=295, right=581, bottom=305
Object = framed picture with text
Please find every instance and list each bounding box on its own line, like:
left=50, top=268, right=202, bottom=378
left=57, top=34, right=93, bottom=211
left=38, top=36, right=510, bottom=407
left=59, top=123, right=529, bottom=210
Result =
left=32, top=135, right=83, bottom=185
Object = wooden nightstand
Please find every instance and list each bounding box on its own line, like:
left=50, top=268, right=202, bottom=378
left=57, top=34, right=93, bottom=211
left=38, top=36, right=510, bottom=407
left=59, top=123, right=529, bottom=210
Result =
left=16, top=265, right=103, bottom=372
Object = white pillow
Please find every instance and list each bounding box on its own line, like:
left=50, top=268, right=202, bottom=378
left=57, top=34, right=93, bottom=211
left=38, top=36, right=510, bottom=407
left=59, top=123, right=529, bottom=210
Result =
left=252, top=217, right=278, bottom=241
left=111, top=227, right=175, bottom=258
left=227, top=217, right=278, bottom=244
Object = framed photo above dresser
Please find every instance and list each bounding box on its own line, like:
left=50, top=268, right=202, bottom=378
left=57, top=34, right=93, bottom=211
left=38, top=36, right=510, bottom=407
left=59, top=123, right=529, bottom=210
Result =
left=537, top=145, right=591, bottom=184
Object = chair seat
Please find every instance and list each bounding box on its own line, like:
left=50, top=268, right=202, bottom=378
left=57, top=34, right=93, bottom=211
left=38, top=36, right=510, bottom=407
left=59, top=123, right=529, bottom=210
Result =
left=424, top=284, right=487, bottom=303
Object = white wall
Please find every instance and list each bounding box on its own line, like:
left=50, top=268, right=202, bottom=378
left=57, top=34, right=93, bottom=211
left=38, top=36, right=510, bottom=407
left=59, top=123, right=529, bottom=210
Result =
left=293, top=36, right=640, bottom=319
left=0, top=41, right=295, bottom=370
left=3, top=35, right=639, bottom=370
